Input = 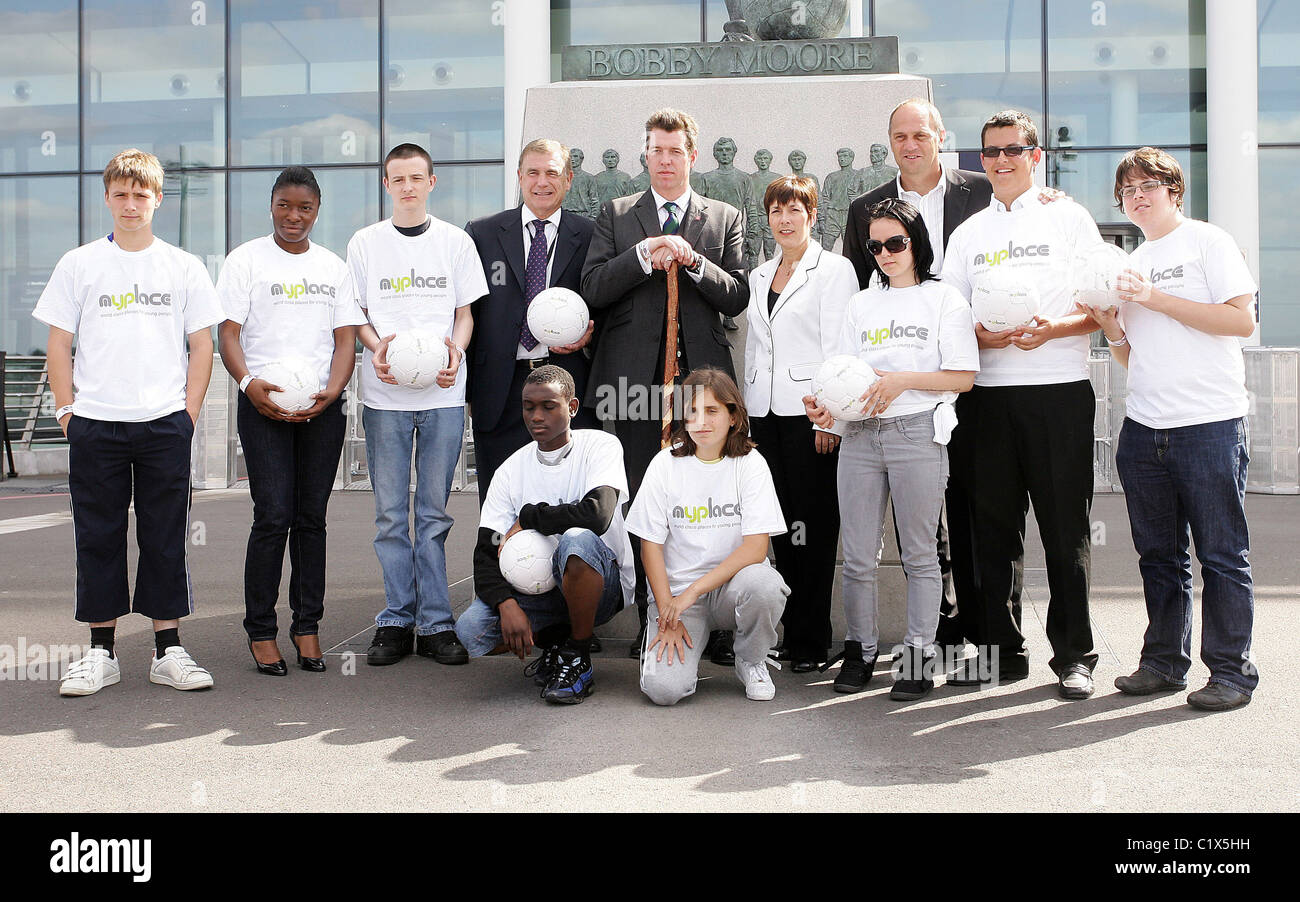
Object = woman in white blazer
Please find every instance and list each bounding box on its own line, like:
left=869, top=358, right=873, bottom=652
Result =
left=743, top=175, right=859, bottom=671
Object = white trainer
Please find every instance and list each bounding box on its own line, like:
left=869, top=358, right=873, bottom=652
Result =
left=735, top=658, right=776, bottom=701
left=59, top=648, right=121, bottom=697
left=149, top=646, right=214, bottom=691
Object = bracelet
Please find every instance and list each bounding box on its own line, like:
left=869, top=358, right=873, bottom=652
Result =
left=1108, top=333, right=1128, bottom=347
left=238, top=374, right=254, bottom=393
left=56, top=404, right=75, bottom=420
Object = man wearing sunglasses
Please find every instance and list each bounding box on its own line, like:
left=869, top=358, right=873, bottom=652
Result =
left=940, top=109, right=1107, bottom=700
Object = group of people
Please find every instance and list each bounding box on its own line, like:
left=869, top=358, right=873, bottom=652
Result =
left=39, top=97, right=1259, bottom=715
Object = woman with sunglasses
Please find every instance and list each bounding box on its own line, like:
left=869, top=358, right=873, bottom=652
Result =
left=1078, top=147, right=1258, bottom=711
left=804, top=198, right=978, bottom=699
left=743, top=175, right=857, bottom=673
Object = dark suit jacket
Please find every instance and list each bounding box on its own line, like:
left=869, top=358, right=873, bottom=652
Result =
left=464, top=206, right=594, bottom=433
left=580, top=189, right=749, bottom=410
left=844, top=167, right=994, bottom=289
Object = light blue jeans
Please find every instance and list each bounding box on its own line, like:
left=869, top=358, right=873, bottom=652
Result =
left=363, top=405, right=464, bottom=636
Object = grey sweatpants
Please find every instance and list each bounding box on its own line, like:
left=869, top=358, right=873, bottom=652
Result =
left=838, top=409, right=949, bottom=658
left=639, top=561, right=789, bottom=706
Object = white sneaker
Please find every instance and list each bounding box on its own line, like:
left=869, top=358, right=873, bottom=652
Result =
left=149, top=646, right=214, bottom=691
left=735, top=658, right=776, bottom=701
left=59, top=648, right=121, bottom=697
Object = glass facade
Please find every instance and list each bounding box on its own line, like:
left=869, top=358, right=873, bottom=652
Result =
left=1, top=0, right=1298, bottom=353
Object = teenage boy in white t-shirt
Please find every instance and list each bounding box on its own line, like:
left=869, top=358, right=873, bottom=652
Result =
left=349, top=144, right=489, bottom=667
left=33, top=148, right=225, bottom=697
left=1080, top=147, right=1258, bottom=711
left=941, top=110, right=1107, bottom=700
left=627, top=368, right=790, bottom=704
left=217, top=165, right=367, bottom=675
left=454, top=366, right=633, bottom=704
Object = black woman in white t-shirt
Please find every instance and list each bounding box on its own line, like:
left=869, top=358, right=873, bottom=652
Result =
left=1079, top=147, right=1258, bottom=711
left=217, top=166, right=366, bottom=675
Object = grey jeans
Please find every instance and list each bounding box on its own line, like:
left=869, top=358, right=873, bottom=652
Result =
left=640, top=562, right=789, bottom=706
left=838, top=409, right=949, bottom=657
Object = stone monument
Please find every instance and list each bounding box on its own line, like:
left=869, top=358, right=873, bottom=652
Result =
left=562, top=147, right=601, bottom=219
left=594, top=148, right=635, bottom=205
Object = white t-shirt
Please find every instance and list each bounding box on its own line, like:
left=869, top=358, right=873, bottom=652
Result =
left=347, top=216, right=489, bottom=410
left=1121, top=219, right=1257, bottom=429
left=481, top=430, right=635, bottom=609
left=942, top=190, right=1105, bottom=387
left=835, top=279, right=979, bottom=420
left=626, top=447, right=787, bottom=596
left=32, top=236, right=225, bottom=422
left=217, top=236, right=367, bottom=390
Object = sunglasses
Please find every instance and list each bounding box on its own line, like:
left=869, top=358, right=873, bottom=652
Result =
left=1119, top=180, right=1171, bottom=199
left=867, top=235, right=911, bottom=256
left=980, top=144, right=1036, bottom=159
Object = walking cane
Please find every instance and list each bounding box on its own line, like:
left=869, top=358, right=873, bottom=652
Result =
left=660, top=260, right=680, bottom=449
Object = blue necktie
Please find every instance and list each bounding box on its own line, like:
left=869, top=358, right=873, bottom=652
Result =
left=521, top=219, right=547, bottom=351
left=662, top=201, right=680, bottom=235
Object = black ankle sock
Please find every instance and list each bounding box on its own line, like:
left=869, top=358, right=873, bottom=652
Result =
left=563, top=635, right=593, bottom=660
left=535, top=624, right=568, bottom=649
left=89, top=627, right=115, bottom=657
left=154, top=628, right=179, bottom=657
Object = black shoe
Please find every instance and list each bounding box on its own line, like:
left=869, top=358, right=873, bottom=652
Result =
left=1057, top=663, right=1095, bottom=699
left=416, top=630, right=469, bottom=665
left=890, top=648, right=934, bottom=701
left=1114, top=668, right=1184, bottom=696
left=589, top=636, right=603, bottom=654
left=290, top=634, right=326, bottom=672
left=707, top=630, right=735, bottom=666
left=825, top=641, right=876, bottom=693
left=523, top=644, right=561, bottom=687
left=366, top=626, right=414, bottom=665
left=629, top=621, right=646, bottom=659
left=248, top=639, right=287, bottom=677
left=791, top=658, right=820, bottom=674
left=723, top=315, right=739, bottom=331
left=541, top=651, right=594, bottom=705
left=1186, top=681, right=1251, bottom=711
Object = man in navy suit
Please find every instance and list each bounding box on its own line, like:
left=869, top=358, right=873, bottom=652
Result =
left=465, top=139, right=598, bottom=503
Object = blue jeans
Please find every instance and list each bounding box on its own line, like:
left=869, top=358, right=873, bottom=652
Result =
left=363, top=405, right=465, bottom=636
left=454, top=529, right=625, bottom=657
left=1116, top=416, right=1257, bottom=695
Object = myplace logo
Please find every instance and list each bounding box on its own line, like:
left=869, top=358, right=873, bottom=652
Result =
left=972, top=241, right=1050, bottom=267
left=49, top=832, right=151, bottom=882
left=97, top=285, right=172, bottom=310
left=271, top=279, right=337, bottom=299
left=378, top=269, right=447, bottom=292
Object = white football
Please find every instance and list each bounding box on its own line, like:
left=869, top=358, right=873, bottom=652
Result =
left=971, top=271, right=1041, bottom=331
left=257, top=358, right=319, bottom=412
left=812, top=354, right=878, bottom=422
left=526, top=287, right=589, bottom=347
left=499, top=529, right=559, bottom=595
left=1072, top=242, right=1130, bottom=311
left=386, top=329, right=449, bottom=389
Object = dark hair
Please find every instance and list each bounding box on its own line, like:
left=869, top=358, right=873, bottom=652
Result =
left=523, top=364, right=575, bottom=402
left=271, top=165, right=321, bottom=203
left=1113, top=146, right=1185, bottom=211
left=862, top=198, right=936, bottom=289
left=669, top=367, right=755, bottom=459
left=980, top=109, right=1039, bottom=148
left=763, top=175, right=818, bottom=213
left=384, top=142, right=433, bottom=178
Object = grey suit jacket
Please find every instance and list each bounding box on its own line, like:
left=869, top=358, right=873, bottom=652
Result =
left=843, top=167, right=994, bottom=289
left=580, top=189, right=749, bottom=409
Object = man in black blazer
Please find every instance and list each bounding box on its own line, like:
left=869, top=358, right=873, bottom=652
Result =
left=581, top=108, right=749, bottom=652
left=465, top=138, right=598, bottom=502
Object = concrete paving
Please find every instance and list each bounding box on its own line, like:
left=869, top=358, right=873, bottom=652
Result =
left=1, top=477, right=1296, bottom=813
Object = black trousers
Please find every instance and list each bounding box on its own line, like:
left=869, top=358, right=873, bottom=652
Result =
left=67, top=410, right=195, bottom=623
left=237, top=393, right=346, bottom=640
left=473, top=359, right=599, bottom=505
left=750, top=413, right=839, bottom=661
left=949, top=381, right=1098, bottom=673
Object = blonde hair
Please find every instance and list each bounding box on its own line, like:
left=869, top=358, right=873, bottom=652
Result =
left=102, top=148, right=164, bottom=195
left=645, top=108, right=700, bottom=155
left=518, top=138, right=572, bottom=175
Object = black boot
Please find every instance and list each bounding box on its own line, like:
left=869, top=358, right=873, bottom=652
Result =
left=826, top=640, right=875, bottom=693
left=890, top=645, right=935, bottom=701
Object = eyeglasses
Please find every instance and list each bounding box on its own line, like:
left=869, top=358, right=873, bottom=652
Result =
left=1119, top=180, right=1171, bottom=199
left=867, top=235, right=911, bottom=256
left=980, top=144, right=1036, bottom=159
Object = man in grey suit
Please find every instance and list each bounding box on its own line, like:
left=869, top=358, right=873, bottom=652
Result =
left=581, top=107, right=749, bottom=656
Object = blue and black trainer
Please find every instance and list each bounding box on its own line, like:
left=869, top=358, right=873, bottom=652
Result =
left=541, top=652, right=594, bottom=704
left=523, top=644, right=561, bottom=687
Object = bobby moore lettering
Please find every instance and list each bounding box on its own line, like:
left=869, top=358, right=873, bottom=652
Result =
left=49, top=833, right=152, bottom=883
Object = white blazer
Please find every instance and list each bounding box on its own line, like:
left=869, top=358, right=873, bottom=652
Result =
left=743, top=242, right=858, bottom=417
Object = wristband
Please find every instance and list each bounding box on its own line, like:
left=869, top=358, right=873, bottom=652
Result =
left=238, top=374, right=254, bottom=393
left=56, top=404, right=75, bottom=420
left=1108, top=334, right=1128, bottom=347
